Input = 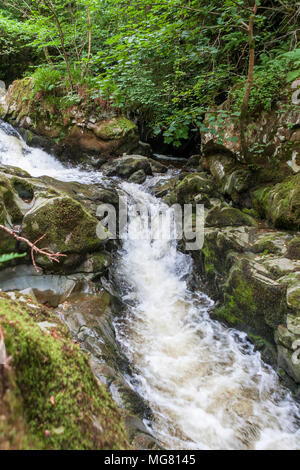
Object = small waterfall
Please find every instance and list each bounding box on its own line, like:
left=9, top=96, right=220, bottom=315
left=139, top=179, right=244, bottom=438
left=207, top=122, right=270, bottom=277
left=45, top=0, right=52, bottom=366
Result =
left=0, top=120, right=102, bottom=183
left=1, top=120, right=300, bottom=449
left=113, top=181, right=300, bottom=450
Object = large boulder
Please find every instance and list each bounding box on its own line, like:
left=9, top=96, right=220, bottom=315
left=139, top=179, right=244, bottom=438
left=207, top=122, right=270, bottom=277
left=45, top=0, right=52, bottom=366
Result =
left=201, top=153, right=253, bottom=203
left=102, top=155, right=152, bottom=179
left=252, top=173, right=300, bottom=230
left=205, top=206, right=257, bottom=227
left=22, top=195, right=109, bottom=255
left=0, top=173, right=25, bottom=254
left=164, top=172, right=217, bottom=206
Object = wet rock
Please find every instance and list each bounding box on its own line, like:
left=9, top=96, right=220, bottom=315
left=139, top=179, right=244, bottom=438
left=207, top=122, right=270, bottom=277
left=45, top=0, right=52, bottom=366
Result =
left=167, top=172, right=217, bottom=207
left=0, top=264, right=91, bottom=307
left=0, top=165, right=31, bottom=178
left=201, top=153, right=252, bottom=203
left=0, top=173, right=26, bottom=253
left=151, top=176, right=179, bottom=199
left=252, top=173, right=300, bottom=230
left=206, top=206, right=257, bottom=227
left=55, top=292, right=156, bottom=443
left=128, top=169, right=147, bottom=184
left=102, top=155, right=152, bottom=179
left=148, top=159, right=167, bottom=174
left=22, top=195, right=109, bottom=255
left=287, top=238, right=300, bottom=260
left=277, top=344, right=300, bottom=384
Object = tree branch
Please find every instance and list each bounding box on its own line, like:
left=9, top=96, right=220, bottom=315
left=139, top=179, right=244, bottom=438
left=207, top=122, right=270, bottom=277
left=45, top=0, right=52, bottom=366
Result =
left=0, top=225, right=66, bottom=273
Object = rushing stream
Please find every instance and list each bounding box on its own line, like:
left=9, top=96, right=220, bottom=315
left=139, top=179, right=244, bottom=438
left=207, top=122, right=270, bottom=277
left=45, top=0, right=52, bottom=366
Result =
left=1, top=120, right=300, bottom=449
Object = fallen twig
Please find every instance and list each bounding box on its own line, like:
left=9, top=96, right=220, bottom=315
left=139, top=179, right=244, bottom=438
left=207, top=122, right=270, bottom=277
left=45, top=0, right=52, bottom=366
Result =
left=0, top=225, right=66, bottom=273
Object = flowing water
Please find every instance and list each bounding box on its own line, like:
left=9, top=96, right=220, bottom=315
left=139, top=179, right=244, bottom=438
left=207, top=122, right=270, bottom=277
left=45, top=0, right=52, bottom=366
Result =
left=0, top=121, right=103, bottom=184
left=1, top=121, right=300, bottom=449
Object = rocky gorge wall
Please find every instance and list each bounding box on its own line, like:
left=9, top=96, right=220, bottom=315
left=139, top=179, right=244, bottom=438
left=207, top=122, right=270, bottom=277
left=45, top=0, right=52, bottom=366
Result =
left=0, top=78, right=151, bottom=162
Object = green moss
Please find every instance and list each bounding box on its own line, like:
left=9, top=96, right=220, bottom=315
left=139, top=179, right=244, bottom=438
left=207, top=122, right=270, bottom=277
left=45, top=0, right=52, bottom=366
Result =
left=213, top=302, right=242, bottom=327
left=287, top=237, right=300, bottom=260
left=202, top=242, right=221, bottom=276
left=251, top=186, right=271, bottom=218
left=23, top=196, right=107, bottom=254
left=0, top=292, right=129, bottom=450
left=253, top=174, right=300, bottom=230
left=175, top=173, right=215, bottom=205
left=0, top=364, right=42, bottom=450
left=94, top=117, right=137, bottom=141
left=242, top=207, right=259, bottom=219
left=206, top=206, right=257, bottom=227
left=11, top=177, right=34, bottom=200
left=213, top=257, right=286, bottom=342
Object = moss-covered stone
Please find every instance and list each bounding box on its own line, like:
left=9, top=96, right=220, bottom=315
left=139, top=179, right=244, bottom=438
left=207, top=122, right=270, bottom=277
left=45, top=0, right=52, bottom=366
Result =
left=213, top=257, right=286, bottom=342
left=22, top=195, right=109, bottom=254
left=171, top=172, right=216, bottom=206
left=252, top=174, right=300, bottom=230
left=287, top=237, right=300, bottom=260
left=206, top=206, right=257, bottom=227
left=102, top=155, right=152, bottom=179
left=0, top=292, right=129, bottom=449
left=93, top=117, right=137, bottom=141
left=128, top=169, right=147, bottom=184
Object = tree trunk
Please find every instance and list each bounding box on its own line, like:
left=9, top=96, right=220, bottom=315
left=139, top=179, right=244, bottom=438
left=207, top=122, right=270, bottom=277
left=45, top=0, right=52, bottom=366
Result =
left=45, top=0, right=74, bottom=92
left=240, top=2, right=258, bottom=162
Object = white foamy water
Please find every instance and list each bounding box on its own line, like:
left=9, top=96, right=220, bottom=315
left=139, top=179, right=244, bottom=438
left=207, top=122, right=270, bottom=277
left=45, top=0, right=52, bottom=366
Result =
left=1, top=120, right=300, bottom=449
left=114, top=182, right=300, bottom=450
left=0, top=121, right=103, bottom=183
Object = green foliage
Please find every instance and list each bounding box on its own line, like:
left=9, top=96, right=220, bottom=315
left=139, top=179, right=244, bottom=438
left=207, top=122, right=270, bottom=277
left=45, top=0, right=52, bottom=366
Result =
left=1, top=0, right=299, bottom=146
left=229, top=49, right=300, bottom=117
left=31, top=67, right=62, bottom=93
left=0, top=252, right=26, bottom=267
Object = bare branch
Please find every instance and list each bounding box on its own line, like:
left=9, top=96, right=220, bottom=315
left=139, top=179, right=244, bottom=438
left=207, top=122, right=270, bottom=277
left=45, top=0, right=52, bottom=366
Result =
left=0, top=225, right=66, bottom=273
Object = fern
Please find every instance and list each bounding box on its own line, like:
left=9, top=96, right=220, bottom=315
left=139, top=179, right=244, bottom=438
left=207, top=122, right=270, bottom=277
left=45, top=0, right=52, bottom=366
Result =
left=0, top=252, right=26, bottom=267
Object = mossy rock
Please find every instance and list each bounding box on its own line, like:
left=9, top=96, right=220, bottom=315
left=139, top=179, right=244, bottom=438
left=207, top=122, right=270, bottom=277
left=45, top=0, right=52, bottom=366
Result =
left=102, top=155, right=152, bottom=179
left=93, top=117, right=137, bottom=141
left=0, top=292, right=129, bottom=449
left=250, top=233, right=289, bottom=255
left=0, top=165, right=31, bottom=179
left=128, top=169, right=147, bottom=184
left=0, top=174, right=24, bottom=254
left=213, top=258, right=286, bottom=342
left=206, top=206, right=257, bottom=227
left=173, top=173, right=216, bottom=205
left=22, top=196, right=109, bottom=254
left=0, top=174, right=23, bottom=223
left=287, top=237, right=300, bottom=260
left=253, top=174, right=300, bottom=230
